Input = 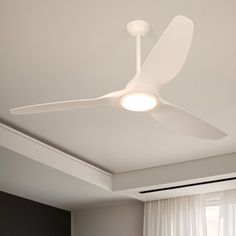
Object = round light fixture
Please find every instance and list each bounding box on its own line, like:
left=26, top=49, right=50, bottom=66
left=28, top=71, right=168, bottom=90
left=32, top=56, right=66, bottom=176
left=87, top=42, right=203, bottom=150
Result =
left=120, top=92, right=158, bottom=112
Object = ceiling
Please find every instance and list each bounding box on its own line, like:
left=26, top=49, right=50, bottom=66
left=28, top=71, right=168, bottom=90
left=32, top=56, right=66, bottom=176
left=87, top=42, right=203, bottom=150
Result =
left=0, top=146, right=135, bottom=210
left=1, top=0, right=236, bottom=173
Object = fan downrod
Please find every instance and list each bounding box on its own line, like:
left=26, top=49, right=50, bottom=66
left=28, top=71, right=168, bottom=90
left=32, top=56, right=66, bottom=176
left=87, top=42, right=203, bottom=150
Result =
left=126, top=20, right=150, bottom=75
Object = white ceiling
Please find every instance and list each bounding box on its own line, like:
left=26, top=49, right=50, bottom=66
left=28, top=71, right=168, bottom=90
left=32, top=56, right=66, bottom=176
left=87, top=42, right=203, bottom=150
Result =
left=0, top=147, right=134, bottom=210
left=1, top=0, right=236, bottom=173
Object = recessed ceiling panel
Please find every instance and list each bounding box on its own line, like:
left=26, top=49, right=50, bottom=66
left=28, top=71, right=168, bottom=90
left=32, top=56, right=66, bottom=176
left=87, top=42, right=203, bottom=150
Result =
left=0, top=0, right=236, bottom=172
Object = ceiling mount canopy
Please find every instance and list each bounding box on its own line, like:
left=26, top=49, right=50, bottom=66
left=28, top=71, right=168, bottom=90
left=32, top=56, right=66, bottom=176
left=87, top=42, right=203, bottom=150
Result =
left=10, top=15, right=227, bottom=140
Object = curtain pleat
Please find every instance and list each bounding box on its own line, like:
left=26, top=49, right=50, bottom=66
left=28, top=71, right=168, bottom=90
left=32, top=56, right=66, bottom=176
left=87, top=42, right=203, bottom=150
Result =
left=219, top=189, right=236, bottom=236
left=143, top=194, right=207, bottom=236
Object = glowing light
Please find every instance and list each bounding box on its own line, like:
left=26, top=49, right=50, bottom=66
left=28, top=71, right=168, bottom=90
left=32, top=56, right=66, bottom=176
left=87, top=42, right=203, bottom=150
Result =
left=120, top=92, right=157, bottom=112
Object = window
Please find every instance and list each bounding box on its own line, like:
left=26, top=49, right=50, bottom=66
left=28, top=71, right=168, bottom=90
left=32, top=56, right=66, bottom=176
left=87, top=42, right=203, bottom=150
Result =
left=206, top=205, right=220, bottom=236
left=205, top=193, right=222, bottom=236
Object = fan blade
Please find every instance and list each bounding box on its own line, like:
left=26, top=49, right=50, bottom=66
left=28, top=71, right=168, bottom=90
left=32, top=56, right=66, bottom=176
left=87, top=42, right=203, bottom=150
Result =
left=10, top=90, right=124, bottom=115
left=150, top=99, right=227, bottom=139
left=134, top=15, right=194, bottom=90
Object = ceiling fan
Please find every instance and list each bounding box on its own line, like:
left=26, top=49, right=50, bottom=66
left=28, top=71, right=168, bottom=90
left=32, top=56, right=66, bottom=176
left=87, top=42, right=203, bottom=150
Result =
left=10, top=15, right=227, bottom=140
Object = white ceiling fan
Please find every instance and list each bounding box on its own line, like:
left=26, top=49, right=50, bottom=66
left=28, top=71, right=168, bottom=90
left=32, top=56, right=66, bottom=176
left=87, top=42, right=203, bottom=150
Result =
left=10, top=15, right=227, bottom=140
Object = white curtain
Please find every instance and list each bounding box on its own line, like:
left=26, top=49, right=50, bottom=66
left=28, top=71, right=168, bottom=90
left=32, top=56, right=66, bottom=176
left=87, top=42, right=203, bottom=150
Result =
left=219, top=189, right=236, bottom=236
left=143, top=194, right=207, bottom=236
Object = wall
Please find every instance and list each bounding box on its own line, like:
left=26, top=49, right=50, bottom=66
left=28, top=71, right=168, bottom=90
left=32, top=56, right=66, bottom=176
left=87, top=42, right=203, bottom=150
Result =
left=0, top=191, right=71, bottom=236
left=72, top=203, right=144, bottom=236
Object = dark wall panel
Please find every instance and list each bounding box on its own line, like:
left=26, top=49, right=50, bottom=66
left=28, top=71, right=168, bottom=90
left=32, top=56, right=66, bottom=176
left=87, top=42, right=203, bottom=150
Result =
left=0, top=191, right=71, bottom=236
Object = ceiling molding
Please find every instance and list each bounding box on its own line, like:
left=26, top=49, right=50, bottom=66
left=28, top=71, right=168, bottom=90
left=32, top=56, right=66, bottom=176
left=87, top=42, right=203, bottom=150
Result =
left=113, top=152, right=236, bottom=191
left=1, top=122, right=235, bottom=202
left=126, top=178, right=236, bottom=201
left=0, top=123, right=112, bottom=191
left=112, top=153, right=236, bottom=200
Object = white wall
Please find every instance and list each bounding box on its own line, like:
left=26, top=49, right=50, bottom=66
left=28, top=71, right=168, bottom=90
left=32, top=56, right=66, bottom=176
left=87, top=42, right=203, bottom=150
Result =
left=72, top=203, right=144, bottom=236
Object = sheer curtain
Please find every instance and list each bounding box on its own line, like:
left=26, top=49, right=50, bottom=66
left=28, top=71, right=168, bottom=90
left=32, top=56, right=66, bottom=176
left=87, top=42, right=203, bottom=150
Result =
left=219, top=189, right=236, bottom=236
left=143, top=194, right=207, bottom=236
